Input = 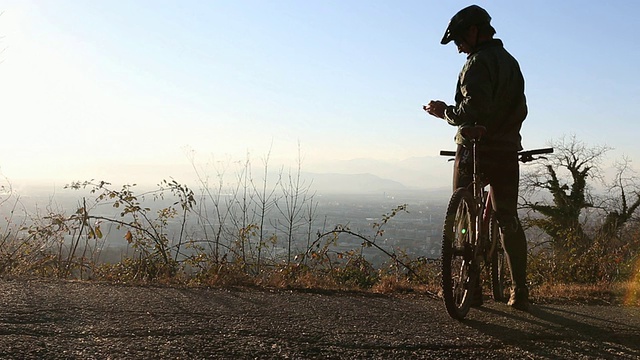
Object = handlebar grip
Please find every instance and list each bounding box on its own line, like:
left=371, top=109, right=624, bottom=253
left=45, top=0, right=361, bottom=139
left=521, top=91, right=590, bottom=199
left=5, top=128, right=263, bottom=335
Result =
left=519, top=148, right=554, bottom=157
left=440, top=150, right=456, bottom=157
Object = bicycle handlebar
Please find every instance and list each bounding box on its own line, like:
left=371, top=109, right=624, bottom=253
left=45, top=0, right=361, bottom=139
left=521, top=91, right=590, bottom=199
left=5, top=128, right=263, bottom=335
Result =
left=518, top=147, right=553, bottom=163
left=439, top=147, right=554, bottom=163
left=439, top=150, right=456, bottom=157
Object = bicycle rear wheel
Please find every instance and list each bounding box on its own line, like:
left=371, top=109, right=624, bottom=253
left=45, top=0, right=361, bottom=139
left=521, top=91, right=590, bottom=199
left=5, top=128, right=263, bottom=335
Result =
left=489, top=213, right=512, bottom=302
left=441, top=188, right=477, bottom=320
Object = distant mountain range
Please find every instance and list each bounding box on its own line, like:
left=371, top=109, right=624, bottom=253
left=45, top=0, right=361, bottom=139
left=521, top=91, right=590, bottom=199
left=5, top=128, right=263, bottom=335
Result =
left=8, top=156, right=454, bottom=197
left=306, top=156, right=454, bottom=190
left=301, top=172, right=407, bottom=194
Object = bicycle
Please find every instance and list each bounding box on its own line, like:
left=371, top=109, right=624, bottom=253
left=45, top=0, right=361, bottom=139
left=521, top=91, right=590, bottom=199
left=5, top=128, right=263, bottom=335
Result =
left=439, top=125, right=552, bottom=320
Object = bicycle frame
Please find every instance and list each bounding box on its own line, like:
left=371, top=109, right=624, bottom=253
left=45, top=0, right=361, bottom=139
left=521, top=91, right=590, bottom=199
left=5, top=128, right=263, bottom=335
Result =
left=469, top=138, right=497, bottom=275
left=449, top=139, right=555, bottom=260
left=439, top=134, right=554, bottom=319
left=440, top=142, right=493, bottom=261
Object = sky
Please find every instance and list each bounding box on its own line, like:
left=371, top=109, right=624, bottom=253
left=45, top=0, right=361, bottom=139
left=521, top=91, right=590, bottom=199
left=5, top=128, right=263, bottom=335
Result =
left=0, top=0, right=638, bottom=191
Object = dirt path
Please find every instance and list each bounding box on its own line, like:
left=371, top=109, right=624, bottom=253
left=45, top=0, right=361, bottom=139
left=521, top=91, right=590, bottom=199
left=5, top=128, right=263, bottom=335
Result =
left=0, top=278, right=638, bottom=359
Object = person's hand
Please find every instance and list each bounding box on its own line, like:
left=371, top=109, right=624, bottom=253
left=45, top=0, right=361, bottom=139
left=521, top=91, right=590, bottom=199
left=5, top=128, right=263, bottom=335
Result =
left=423, top=100, right=447, bottom=119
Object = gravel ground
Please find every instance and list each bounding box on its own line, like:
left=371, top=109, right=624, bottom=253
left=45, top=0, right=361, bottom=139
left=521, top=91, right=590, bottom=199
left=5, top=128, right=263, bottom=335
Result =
left=0, top=278, right=638, bottom=359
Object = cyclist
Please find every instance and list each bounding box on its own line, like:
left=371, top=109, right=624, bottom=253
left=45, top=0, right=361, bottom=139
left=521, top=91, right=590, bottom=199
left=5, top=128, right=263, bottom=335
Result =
left=424, top=5, right=530, bottom=311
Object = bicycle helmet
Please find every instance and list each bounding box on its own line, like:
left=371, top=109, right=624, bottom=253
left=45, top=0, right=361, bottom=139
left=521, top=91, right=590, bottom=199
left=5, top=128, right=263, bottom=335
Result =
left=441, top=5, right=492, bottom=45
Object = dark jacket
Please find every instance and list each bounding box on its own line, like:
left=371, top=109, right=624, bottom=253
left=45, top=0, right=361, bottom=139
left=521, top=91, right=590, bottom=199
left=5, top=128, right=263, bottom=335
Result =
left=444, top=39, right=527, bottom=151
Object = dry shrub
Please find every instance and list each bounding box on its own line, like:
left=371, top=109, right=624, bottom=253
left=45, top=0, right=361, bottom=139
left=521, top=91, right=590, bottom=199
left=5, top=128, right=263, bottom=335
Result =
left=260, top=265, right=339, bottom=290
left=623, top=278, right=640, bottom=307
left=187, top=262, right=256, bottom=287
left=371, top=275, right=415, bottom=294
left=92, top=257, right=179, bottom=284
left=406, top=258, right=441, bottom=294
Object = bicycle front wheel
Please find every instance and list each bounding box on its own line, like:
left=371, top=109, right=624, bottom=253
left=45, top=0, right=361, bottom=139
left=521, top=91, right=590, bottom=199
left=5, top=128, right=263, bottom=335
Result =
left=441, top=188, right=477, bottom=320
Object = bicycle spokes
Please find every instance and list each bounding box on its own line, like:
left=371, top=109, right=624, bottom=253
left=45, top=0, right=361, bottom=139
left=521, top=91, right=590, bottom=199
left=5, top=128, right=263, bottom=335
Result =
left=441, top=188, right=477, bottom=320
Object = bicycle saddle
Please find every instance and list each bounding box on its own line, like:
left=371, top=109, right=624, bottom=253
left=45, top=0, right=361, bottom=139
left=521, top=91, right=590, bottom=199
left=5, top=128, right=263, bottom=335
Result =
left=461, top=125, right=487, bottom=140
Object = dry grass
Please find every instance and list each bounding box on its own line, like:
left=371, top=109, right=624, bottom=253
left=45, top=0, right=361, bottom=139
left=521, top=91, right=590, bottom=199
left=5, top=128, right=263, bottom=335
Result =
left=181, top=264, right=640, bottom=307
left=371, top=276, right=418, bottom=294
left=532, top=281, right=639, bottom=306
left=220, top=267, right=640, bottom=307
left=260, top=267, right=340, bottom=290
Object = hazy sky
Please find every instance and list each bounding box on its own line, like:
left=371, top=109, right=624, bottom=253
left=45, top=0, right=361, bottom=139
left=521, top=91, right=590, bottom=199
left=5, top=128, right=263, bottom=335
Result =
left=0, top=1, right=638, bottom=189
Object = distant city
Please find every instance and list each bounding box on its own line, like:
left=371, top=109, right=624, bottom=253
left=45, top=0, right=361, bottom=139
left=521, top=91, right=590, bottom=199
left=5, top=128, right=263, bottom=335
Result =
left=4, top=185, right=452, bottom=265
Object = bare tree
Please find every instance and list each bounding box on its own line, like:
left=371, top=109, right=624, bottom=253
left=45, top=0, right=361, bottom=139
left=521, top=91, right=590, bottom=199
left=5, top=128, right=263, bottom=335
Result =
left=227, top=153, right=256, bottom=265
left=275, top=145, right=314, bottom=264
left=251, top=147, right=279, bottom=270
left=520, top=135, right=640, bottom=282
left=520, top=135, right=610, bottom=251
left=188, top=152, right=233, bottom=263
left=598, top=157, right=640, bottom=236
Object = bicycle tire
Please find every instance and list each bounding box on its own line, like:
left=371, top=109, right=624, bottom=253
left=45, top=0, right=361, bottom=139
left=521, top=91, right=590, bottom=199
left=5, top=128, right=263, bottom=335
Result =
left=441, top=188, right=477, bottom=320
left=489, top=213, right=512, bottom=302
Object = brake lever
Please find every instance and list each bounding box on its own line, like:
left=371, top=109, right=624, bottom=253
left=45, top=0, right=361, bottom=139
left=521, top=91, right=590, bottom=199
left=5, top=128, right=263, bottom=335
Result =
left=520, top=155, right=548, bottom=164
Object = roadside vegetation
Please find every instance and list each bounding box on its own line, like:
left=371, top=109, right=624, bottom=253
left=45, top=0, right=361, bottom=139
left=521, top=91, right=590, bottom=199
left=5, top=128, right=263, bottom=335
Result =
left=0, top=137, right=638, bottom=306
